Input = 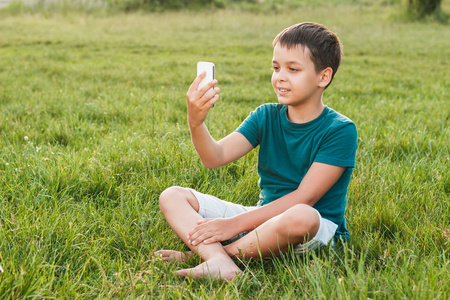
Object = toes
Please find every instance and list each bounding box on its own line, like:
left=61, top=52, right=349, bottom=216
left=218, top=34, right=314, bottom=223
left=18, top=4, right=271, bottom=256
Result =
left=175, top=268, right=197, bottom=279
left=154, top=250, right=188, bottom=263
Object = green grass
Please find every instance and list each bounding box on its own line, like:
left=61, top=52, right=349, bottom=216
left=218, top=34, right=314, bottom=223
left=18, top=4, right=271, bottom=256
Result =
left=0, top=2, right=449, bottom=298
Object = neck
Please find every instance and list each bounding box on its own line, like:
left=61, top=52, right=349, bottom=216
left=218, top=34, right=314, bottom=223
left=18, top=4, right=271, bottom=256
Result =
left=286, top=100, right=325, bottom=124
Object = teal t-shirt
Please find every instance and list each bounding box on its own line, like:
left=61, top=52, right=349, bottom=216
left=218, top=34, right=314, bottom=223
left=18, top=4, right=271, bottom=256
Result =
left=236, top=104, right=357, bottom=240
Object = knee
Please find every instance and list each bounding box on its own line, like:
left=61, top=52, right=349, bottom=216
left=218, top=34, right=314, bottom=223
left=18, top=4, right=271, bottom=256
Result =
left=159, top=186, right=184, bottom=212
left=159, top=186, right=198, bottom=213
left=277, top=204, right=320, bottom=237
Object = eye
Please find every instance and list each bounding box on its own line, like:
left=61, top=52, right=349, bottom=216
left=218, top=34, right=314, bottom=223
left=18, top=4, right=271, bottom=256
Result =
left=289, top=68, right=298, bottom=72
left=272, top=66, right=280, bottom=71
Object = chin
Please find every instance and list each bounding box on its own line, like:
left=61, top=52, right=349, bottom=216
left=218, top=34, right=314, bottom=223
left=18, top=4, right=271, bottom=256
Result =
left=277, top=98, right=290, bottom=105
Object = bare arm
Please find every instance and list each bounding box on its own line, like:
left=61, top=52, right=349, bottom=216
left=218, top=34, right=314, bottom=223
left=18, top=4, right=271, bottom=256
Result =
left=188, top=162, right=346, bottom=245
left=233, top=162, right=345, bottom=231
left=186, top=73, right=254, bottom=168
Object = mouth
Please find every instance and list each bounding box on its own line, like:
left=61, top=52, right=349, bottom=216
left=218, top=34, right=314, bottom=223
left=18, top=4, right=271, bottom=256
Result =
left=277, top=87, right=290, bottom=96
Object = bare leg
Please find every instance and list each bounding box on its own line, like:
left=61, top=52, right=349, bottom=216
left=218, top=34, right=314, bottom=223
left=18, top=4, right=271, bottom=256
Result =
left=157, top=186, right=241, bottom=281
left=224, top=204, right=320, bottom=258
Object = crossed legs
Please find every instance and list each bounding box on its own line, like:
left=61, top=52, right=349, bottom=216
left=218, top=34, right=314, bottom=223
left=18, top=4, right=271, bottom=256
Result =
left=156, top=186, right=241, bottom=281
left=156, top=186, right=320, bottom=281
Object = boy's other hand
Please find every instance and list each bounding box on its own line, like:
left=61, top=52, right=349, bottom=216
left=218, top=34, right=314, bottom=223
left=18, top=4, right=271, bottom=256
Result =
left=186, top=73, right=220, bottom=129
left=187, top=218, right=237, bottom=246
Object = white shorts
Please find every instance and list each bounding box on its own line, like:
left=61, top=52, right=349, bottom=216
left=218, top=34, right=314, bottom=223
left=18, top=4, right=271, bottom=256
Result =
left=188, top=189, right=338, bottom=254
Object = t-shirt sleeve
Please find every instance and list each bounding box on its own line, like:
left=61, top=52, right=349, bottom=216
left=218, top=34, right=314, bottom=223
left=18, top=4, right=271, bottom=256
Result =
left=235, top=106, right=263, bottom=148
left=314, top=122, right=358, bottom=168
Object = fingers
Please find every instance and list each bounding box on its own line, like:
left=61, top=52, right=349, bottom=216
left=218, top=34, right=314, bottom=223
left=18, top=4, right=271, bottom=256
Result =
left=186, top=75, right=219, bottom=127
left=186, top=86, right=220, bottom=115
left=203, top=237, right=219, bottom=245
left=187, top=230, right=204, bottom=246
left=195, top=81, right=219, bottom=104
left=188, top=72, right=218, bottom=94
left=200, top=78, right=218, bottom=93
left=196, top=218, right=212, bottom=225
left=208, top=91, right=220, bottom=107
left=187, top=71, right=206, bottom=93
left=187, top=223, right=217, bottom=246
left=189, top=232, right=220, bottom=246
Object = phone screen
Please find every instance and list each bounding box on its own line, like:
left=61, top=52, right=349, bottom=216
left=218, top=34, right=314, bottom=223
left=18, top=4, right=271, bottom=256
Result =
left=197, top=62, right=215, bottom=92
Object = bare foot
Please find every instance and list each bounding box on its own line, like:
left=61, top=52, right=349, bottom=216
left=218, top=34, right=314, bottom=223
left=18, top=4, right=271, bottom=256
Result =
left=176, top=254, right=242, bottom=281
left=155, top=250, right=192, bottom=263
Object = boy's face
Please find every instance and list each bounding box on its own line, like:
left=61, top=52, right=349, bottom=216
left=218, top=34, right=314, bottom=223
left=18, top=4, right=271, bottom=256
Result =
left=271, top=44, right=325, bottom=108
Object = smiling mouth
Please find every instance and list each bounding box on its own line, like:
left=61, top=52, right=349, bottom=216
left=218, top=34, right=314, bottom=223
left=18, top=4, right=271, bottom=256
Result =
left=277, top=88, right=290, bottom=95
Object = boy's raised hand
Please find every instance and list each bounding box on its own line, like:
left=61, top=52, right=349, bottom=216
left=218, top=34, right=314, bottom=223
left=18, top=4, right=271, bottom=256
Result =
left=186, top=72, right=220, bottom=128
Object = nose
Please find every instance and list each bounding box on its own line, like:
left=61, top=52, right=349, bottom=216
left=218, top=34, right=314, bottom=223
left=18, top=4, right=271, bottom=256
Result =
left=273, top=69, right=287, bottom=82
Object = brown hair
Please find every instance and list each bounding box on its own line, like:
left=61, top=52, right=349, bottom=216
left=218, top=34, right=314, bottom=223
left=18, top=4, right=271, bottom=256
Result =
left=273, top=22, right=343, bottom=87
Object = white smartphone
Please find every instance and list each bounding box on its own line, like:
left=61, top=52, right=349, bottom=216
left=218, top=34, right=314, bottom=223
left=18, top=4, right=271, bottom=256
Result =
left=197, top=61, right=215, bottom=93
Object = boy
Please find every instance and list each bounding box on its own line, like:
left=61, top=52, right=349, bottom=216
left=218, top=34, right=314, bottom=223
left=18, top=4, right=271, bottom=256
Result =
left=156, top=22, right=357, bottom=281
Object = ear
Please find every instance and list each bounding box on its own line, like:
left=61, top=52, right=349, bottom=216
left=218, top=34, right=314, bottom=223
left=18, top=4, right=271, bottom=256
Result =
left=318, top=67, right=333, bottom=88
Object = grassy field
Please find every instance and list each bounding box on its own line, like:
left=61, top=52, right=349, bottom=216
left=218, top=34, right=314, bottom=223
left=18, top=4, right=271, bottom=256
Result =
left=0, top=2, right=449, bottom=298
